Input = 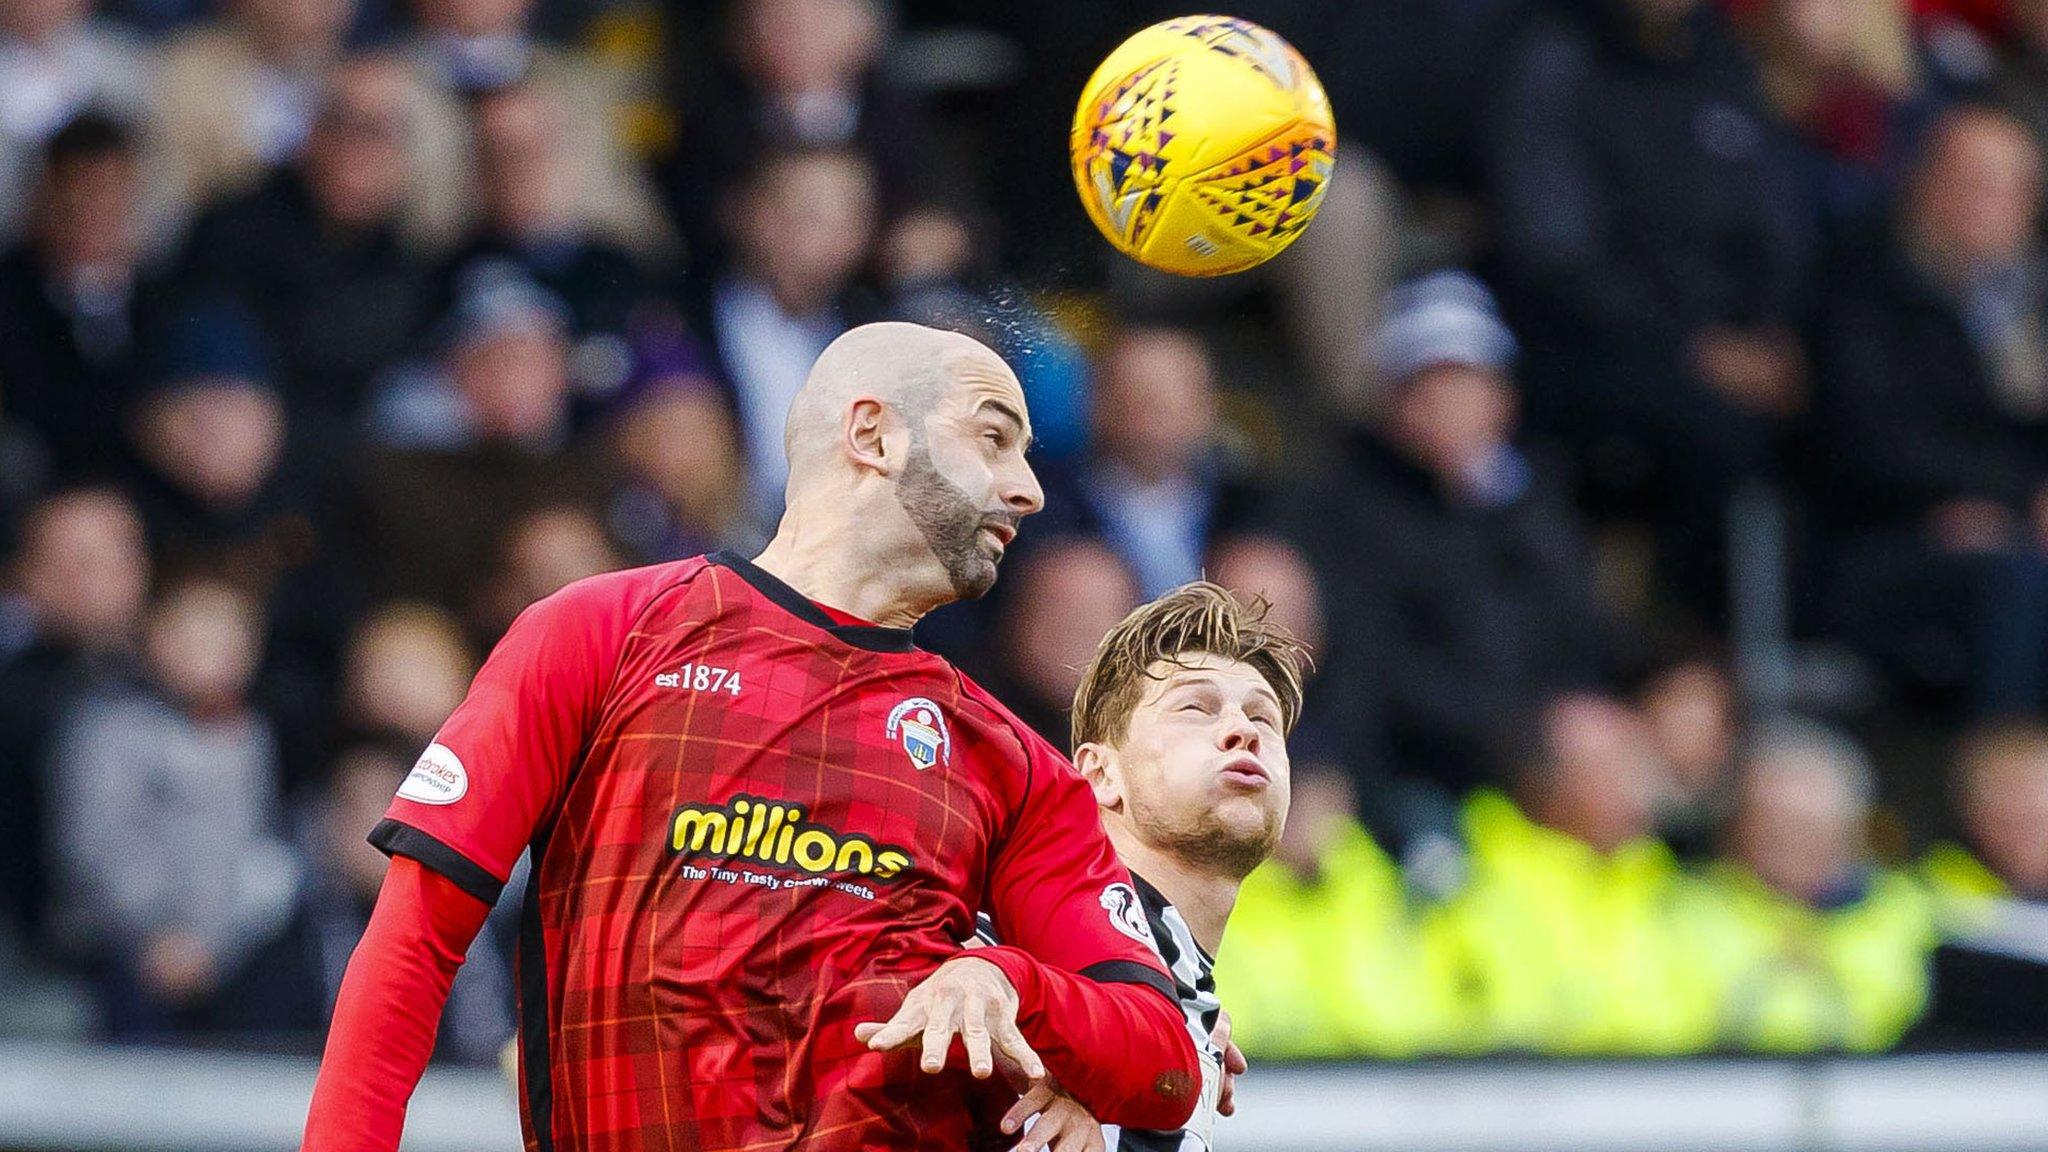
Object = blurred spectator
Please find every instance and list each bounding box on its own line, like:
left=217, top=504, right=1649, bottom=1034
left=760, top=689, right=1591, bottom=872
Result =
left=1515, top=694, right=1671, bottom=858
left=146, top=0, right=358, bottom=240
left=438, top=79, right=651, bottom=409
left=0, top=112, right=149, bottom=478
left=0, top=488, right=149, bottom=941
left=408, top=0, right=544, bottom=91
left=436, top=77, right=667, bottom=426
left=211, top=739, right=515, bottom=1059
left=1213, top=766, right=1469, bottom=1059
left=1050, top=325, right=1267, bottom=599
left=46, top=577, right=299, bottom=1036
left=1925, top=720, right=2048, bottom=901
left=1309, top=272, right=1611, bottom=805
left=1440, top=692, right=1709, bottom=1054
left=123, top=295, right=356, bottom=781
left=1484, top=0, right=1815, bottom=611
left=1637, top=649, right=1743, bottom=858
left=1918, top=720, right=2048, bottom=1041
left=971, top=536, right=1138, bottom=747
left=0, top=0, right=152, bottom=242
left=1995, top=0, right=2048, bottom=168
left=604, top=381, right=753, bottom=563
left=1743, top=0, right=1931, bottom=224
left=471, top=502, right=622, bottom=640
left=1726, top=719, right=1877, bottom=902
left=352, top=266, right=606, bottom=608
left=706, top=146, right=878, bottom=528
left=405, top=0, right=667, bottom=254
left=1682, top=719, right=1935, bottom=1052
left=664, top=0, right=924, bottom=253
left=370, top=267, right=575, bottom=450
left=1813, top=105, right=2048, bottom=713
left=337, top=601, right=475, bottom=746
left=1207, top=534, right=1325, bottom=662
left=124, top=297, right=295, bottom=569
left=174, top=53, right=437, bottom=440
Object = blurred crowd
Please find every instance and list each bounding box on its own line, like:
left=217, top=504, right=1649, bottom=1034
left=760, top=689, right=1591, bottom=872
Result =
left=4, top=0, right=2048, bottom=1062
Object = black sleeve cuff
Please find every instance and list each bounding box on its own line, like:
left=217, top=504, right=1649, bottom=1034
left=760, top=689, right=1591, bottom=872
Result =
left=369, top=819, right=505, bottom=907
left=1080, top=958, right=1181, bottom=1009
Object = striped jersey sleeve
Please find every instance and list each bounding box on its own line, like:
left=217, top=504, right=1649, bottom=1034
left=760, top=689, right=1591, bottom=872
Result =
left=1104, top=873, right=1225, bottom=1152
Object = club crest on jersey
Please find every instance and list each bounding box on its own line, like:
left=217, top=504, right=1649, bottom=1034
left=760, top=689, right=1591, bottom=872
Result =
left=886, top=697, right=950, bottom=770
left=1100, top=882, right=1152, bottom=944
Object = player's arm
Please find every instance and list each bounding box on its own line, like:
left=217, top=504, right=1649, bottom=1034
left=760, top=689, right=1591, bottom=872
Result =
left=864, top=738, right=1199, bottom=1131
left=303, top=857, right=491, bottom=1151
left=302, top=572, right=643, bottom=1152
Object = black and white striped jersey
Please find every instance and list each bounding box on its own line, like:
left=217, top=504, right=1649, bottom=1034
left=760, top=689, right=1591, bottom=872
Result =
left=974, top=871, right=1226, bottom=1150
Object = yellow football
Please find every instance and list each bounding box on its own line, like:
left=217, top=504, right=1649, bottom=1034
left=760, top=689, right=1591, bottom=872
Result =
left=1071, top=15, right=1337, bottom=277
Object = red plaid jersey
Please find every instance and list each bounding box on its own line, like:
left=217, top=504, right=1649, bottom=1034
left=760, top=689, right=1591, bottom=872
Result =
left=371, top=552, right=1178, bottom=1152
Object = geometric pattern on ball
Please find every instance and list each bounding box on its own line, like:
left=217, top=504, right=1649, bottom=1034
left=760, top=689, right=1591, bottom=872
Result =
left=1159, top=14, right=1303, bottom=89
left=1076, top=57, right=1182, bottom=250
left=1070, top=14, right=1338, bottom=277
left=1188, top=122, right=1334, bottom=247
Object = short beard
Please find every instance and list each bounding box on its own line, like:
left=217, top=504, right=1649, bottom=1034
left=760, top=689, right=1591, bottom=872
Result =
left=1128, top=791, right=1282, bottom=880
left=895, top=437, right=1001, bottom=600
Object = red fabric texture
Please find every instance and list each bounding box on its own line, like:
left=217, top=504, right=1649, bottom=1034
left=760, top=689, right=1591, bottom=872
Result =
left=361, top=556, right=1185, bottom=1150
left=302, top=857, right=491, bottom=1152
left=972, top=944, right=1200, bottom=1131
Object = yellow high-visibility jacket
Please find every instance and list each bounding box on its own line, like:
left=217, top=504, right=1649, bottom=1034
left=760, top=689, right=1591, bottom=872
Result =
left=1433, top=790, right=1720, bottom=1055
left=1673, top=863, right=1937, bottom=1054
left=1213, top=820, right=1470, bottom=1058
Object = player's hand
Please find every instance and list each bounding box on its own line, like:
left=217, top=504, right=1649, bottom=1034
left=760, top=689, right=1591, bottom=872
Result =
left=1213, top=1010, right=1249, bottom=1117
left=1004, top=1085, right=1104, bottom=1152
left=855, top=955, right=1045, bottom=1081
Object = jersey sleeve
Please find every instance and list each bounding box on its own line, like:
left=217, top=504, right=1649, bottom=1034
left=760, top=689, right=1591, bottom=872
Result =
left=302, top=857, right=491, bottom=1152
left=975, top=730, right=1198, bottom=1130
left=369, top=570, right=649, bottom=904
left=984, top=732, right=1178, bottom=1002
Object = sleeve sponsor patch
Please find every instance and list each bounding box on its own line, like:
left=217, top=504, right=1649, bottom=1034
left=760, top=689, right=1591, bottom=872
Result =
left=397, top=742, right=469, bottom=805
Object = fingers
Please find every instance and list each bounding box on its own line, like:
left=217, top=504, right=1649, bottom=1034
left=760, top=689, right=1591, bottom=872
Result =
left=992, top=1013, right=1045, bottom=1082
left=1219, top=1036, right=1247, bottom=1116
left=1010, top=1098, right=1105, bottom=1152
left=961, top=992, right=996, bottom=1078
left=1001, top=1076, right=1057, bottom=1134
left=1009, top=1109, right=1062, bottom=1152
left=857, top=1006, right=926, bottom=1052
left=1212, top=1010, right=1246, bottom=1116
left=920, top=1012, right=957, bottom=1073
left=862, top=958, right=1031, bottom=1079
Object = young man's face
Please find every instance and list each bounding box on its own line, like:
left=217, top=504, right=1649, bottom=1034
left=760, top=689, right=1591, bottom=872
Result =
left=1092, top=653, right=1291, bottom=878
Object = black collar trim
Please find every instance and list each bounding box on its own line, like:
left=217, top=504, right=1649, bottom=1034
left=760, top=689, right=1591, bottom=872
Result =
left=709, top=551, right=918, bottom=653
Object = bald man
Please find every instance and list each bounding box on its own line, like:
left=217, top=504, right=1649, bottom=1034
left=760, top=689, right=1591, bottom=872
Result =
left=304, top=323, right=1200, bottom=1152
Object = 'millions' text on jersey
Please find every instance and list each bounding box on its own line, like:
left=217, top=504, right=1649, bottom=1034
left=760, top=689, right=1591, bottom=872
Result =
left=371, top=553, right=1174, bottom=1152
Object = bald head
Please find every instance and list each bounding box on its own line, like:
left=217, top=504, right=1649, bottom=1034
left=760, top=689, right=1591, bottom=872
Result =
left=765, top=321, right=1044, bottom=608
left=783, top=322, right=1018, bottom=472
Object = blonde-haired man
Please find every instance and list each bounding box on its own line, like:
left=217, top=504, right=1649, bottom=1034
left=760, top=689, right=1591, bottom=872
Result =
left=985, top=580, right=1308, bottom=1152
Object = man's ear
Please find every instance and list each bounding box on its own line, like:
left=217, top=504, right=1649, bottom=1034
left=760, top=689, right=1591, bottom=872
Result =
left=1074, top=741, right=1125, bottom=813
left=843, top=397, right=892, bottom=475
